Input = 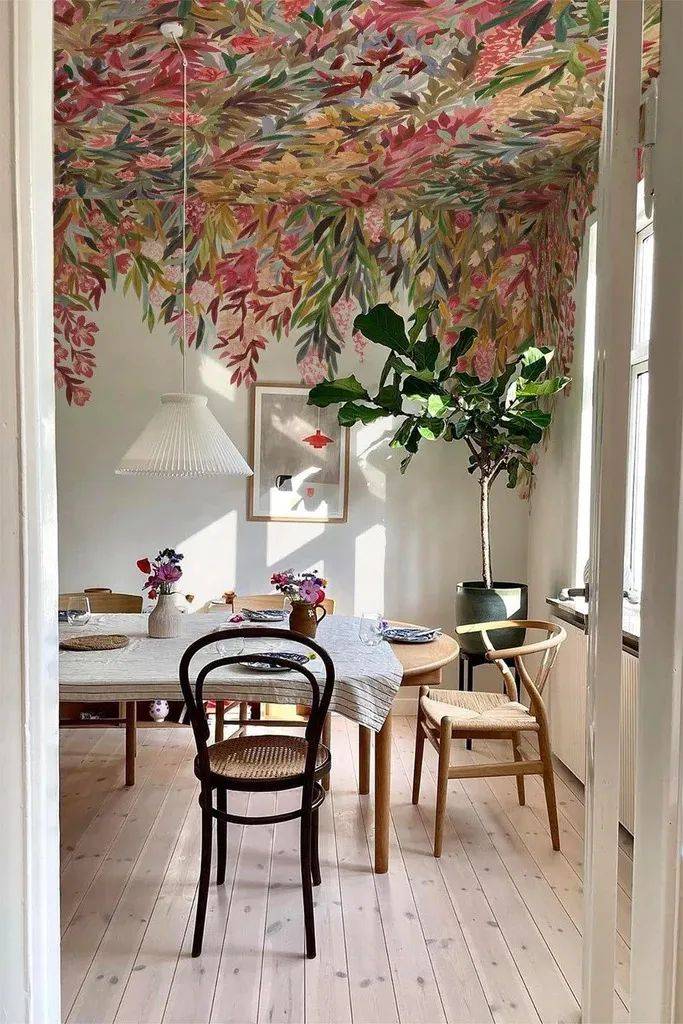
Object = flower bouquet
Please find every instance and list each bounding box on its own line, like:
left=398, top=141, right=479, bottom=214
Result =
left=270, top=569, right=328, bottom=638
left=137, top=548, right=184, bottom=639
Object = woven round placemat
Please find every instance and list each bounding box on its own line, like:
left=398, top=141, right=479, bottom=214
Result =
left=59, top=633, right=129, bottom=652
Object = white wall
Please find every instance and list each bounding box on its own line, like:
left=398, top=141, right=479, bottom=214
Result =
left=57, top=287, right=530, bottom=685
left=527, top=220, right=595, bottom=617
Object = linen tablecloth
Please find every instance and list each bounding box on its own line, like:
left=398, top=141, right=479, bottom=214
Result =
left=59, top=612, right=403, bottom=732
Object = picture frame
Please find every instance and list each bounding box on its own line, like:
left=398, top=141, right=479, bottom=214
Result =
left=248, top=382, right=350, bottom=523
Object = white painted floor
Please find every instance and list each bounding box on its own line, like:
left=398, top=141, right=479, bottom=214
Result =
left=59, top=716, right=632, bottom=1023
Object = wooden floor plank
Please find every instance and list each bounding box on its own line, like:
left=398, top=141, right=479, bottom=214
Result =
left=339, top=719, right=447, bottom=1024
left=331, top=723, right=400, bottom=1024
left=67, top=756, right=198, bottom=1023
left=60, top=736, right=194, bottom=1018
left=304, top=769, right=353, bottom=1024
left=208, top=793, right=274, bottom=1024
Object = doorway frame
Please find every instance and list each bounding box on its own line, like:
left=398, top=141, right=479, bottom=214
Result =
left=0, top=2, right=60, bottom=1021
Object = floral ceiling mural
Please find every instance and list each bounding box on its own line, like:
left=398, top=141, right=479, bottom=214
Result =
left=54, top=0, right=660, bottom=405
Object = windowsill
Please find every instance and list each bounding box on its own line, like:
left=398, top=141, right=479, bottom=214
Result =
left=545, top=596, right=640, bottom=656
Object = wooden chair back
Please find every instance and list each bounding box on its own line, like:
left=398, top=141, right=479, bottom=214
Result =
left=233, top=593, right=336, bottom=616
left=179, top=627, right=335, bottom=783
left=456, top=619, right=566, bottom=721
left=59, top=591, right=143, bottom=613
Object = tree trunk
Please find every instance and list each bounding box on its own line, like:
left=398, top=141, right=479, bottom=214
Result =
left=480, top=475, right=492, bottom=588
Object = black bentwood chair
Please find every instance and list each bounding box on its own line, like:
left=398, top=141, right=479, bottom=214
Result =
left=179, top=627, right=334, bottom=959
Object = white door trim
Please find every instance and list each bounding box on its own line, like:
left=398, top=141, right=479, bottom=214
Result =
left=630, top=3, right=683, bottom=1019
left=0, top=2, right=60, bottom=1021
left=582, top=1, right=642, bottom=1020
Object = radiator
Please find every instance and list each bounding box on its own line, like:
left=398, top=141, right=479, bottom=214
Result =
left=549, top=618, right=638, bottom=834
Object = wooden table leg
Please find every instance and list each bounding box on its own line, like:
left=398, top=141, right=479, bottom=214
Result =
left=374, top=710, right=392, bottom=873
left=359, top=725, right=371, bottom=795
left=125, top=700, right=136, bottom=787
left=215, top=700, right=225, bottom=742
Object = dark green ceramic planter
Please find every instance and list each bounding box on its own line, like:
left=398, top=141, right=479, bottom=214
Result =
left=455, top=581, right=528, bottom=654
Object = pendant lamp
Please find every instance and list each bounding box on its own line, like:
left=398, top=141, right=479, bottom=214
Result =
left=117, top=22, right=252, bottom=479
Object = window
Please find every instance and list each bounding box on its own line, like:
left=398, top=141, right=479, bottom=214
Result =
left=624, top=220, right=653, bottom=599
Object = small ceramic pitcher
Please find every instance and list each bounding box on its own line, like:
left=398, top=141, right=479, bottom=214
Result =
left=148, top=592, right=183, bottom=639
left=289, top=600, right=326, bottom=639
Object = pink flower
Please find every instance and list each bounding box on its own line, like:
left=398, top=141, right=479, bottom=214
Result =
left=137, top=153, right=172, bottom=170
left=87, top=133, right=116, bottom=149
left=118, top=168, right=136, bottom=181
left=70, top=384, right=91, bottom=407
left=54, top=183, right=71, bottom=200
left=231, top=33, right=276, bottom=54
left=192, top=66, right=224, bottom=83
left=454, top=210, right=473, bottom=230
left=280, top=0, right=310, bottom=20
left=71, top=158, right=95, bottom=170
left=473, top=339, right=495, bottom=383
left=471, top=270, right=487, bottom=289
left=299, top=579, right=324, bottom=604
left=229, top=613, right=245, bottom=623
left=156, top=563, right=182, bottom=583
left=167, top=111, right=206, bottom=127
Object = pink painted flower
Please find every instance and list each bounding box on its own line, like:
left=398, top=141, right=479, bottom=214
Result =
left=471, top=270, right=487, bottom=289
left=118, top=168, right=136, bottom=181
left=353, top=331, right=367, bottom=362
left=193, top=65, right=224, bottom=83
left=71, top=157, right=95, bottom=170
left=473, top=339, right=495, bottom=382
left=298, top=348, right=327, bottom=386
left=280, top=0, right=310, bottom=20
left=70, top=384, right=91, bottom=407
left=231, top=33, right=276, bottom=54
left=54, top=183, right=71, bottom=200
left=87, top=133, right=116, bottom=149
left=167, top=110, right=207, bottom=127
left=454, top=210, right=473, bottom=230
left=137, top=153, right=172, bottom=170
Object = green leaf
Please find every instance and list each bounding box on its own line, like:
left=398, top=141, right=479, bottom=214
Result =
left=412, top=334, right=440, bottom=373
left=427, top=393, right=451, bottom=417
left=448, top=326, right=477, bottom=364
left=353, top=304, right=410, bottom=354
left=567, top=49, right=586, bottom=80
left=337, top=403, right=388, bottom=426
left=516, top=408, right=551, bottom=429
left=308, top=375, right=369, bottom=407
left=521, top=1, right=551, bottom=46
left=389, top=419, right=414, bottom=449
left=407, top=302, right=437, bottom=344
left=507, top=459, right=519, bottom=489
left=515, top=375, right=569, bottom=398
left=587, top=0, right=604, bottom=33
left=374, top=383, right=403, bottom=414
left=418, top=418, right=445, bottom=440
left=452, top=417, right=470, bottom=439
left=402, top=375, right=443, bottom=401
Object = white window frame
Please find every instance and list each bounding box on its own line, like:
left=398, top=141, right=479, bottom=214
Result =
left=624, top=219, right=653, bottom=601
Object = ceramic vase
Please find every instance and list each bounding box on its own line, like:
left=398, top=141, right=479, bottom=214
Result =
left=149, top=698, right=170, bottom=722
left=288, top=600, right=326, bottom=639
left=148, top=592, right=183, bottom=639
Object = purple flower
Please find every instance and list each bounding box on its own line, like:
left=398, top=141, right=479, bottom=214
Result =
left=299, top=579, right=324, bottom=605
left=156, top=563, right=182, bottom=583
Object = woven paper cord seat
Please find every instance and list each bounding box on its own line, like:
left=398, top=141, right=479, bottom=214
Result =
left=207, top=734, right=330, bottom=782
left=421, top=688, right=539, bottom=732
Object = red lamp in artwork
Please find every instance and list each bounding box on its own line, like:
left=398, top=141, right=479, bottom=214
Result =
left=303, top=428, right=334, bottom=449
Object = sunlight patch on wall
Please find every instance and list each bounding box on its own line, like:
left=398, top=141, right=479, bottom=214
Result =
left=353, top=523, right=386, bottom=617
left=178, top=510, right=237, bottom=607
left=266, top=520, right=324, bottom=569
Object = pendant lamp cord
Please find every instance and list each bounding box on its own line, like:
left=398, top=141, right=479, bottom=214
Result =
left=171, top=35, right=188, bottom=394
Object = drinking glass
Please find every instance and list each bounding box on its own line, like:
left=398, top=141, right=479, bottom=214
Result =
left=65, top=595, right=91, bottom=626
left=214, top=635, right=245, bottom=658
left=359, top=611, right=385, bottom=647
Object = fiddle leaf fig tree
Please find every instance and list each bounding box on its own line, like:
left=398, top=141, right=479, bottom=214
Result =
left=308, top=302, right=569, bottom=589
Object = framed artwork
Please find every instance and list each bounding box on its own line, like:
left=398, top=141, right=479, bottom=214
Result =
left=248, top=383, right=350, bottom=523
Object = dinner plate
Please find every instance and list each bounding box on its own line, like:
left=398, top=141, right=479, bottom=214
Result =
left=382, top=627, right=441, bottom=645
left=242, top=608, right=287, bottom=622
left=237, top=650, right=311, bottom=672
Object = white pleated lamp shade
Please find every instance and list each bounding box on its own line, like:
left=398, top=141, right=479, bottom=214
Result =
left=116, top=393, right=252, bottom=478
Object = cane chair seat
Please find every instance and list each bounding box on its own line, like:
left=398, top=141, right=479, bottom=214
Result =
left=206, top=733, right=331, bottom=783
left=421, top=689, right=539, bottom=733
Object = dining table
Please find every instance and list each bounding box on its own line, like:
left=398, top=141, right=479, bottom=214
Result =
left=59, top=611, right=459, bottom=873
